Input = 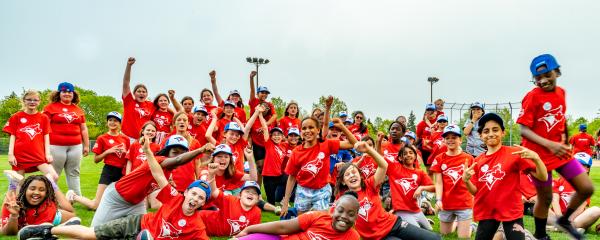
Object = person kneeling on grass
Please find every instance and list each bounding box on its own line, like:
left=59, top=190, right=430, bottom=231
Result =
left=17, top=136, right=212, bottom=240
left=234, top=191, right=361, bottom=240
left=1, top=173, right=78, bottom=237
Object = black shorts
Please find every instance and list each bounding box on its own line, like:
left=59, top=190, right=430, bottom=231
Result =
left=99, top=165, right=124, bottom=185
left=252, top=143, right=266, bottom=161
left=420, top=150, right=432, bottom=166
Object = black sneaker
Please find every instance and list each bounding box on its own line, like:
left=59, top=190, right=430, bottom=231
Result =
left=554, top=216, right=586, bottom=240
left=17, top=223, right=53, bottom=240
left=60, top=217, right=81, bottom=226
left=536, top=236, right=551, bottom=240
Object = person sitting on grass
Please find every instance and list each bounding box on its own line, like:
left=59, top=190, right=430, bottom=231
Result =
left=17, top=136, right=212, bottom=240
left=234, top=191, right=362, bottom=240
left=1, top=173, right=78, bottom=236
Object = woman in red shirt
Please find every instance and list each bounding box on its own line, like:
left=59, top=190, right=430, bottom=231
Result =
left=348, top=111, right=369, bottom=140
left=334, top=142, right=441, bottom=240
left=278, top=101, right=301, bottom=137
left=44, top=82, right=89, bottom=197
left=124, top=121, right=160, bottom=174
left=3, top=90, right=58, bottom=181
left=150, top=93, right=174, bottom=144
left=121, top=57, right=156, bottom=140
left=1, top=174, right=77, bottom=236
left=70, top=112, right=130, bottom=210
left=463, top=113, right=547, bottom=240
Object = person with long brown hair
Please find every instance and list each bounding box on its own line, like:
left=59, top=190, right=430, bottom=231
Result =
left=121, top=57, right=156, bottom=141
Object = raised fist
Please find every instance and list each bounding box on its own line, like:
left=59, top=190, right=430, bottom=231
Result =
left=127, top=57, right=136, bottom=66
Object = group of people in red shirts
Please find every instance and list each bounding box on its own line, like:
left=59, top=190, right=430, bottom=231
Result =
left=2, top=54, right=599, bottom=240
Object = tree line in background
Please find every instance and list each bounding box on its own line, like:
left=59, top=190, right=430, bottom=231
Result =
left=1, top=87, right=598, bottom=142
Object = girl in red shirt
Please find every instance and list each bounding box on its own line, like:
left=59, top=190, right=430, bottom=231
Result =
left=210, top=70, right=248, bottom=124
left=150, top=93, right=174, bottom=144
left=430, top=124, right=474, bottom=238
left=416, top=104, right=437, bottom=168
left=260, top=116, right=286, bottom=205
left=200, top=87, right=218, bottom=121
left=463, top=113, right=547, bottom=240
left=3, top=90, right=58, bottom=181
left=236, top=191, right=362, bottom=240
left=1, top=174, right=77, bottom=236
left=199, top=144, right=257, bottom=195
left=348, top=111, right=369, bottom=140
left=124, top=121, right=160, bottom=174
left=278, top=101, right=301, bottom=137
left=18, top=137, right=212, bottom=240
left=208, top=100, right=240, bottom=143
left=44, top=82, right=90, bottom=197
left=334, top=142, right=441, bottom=240
left=280, top=117, right=358, bottom=216
left=71, top=112, right=130, bottom=210
left=120, top=57, right=156, bottom=140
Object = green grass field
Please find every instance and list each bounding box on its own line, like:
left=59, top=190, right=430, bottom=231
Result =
left=0, top=155, right=598, bottom=239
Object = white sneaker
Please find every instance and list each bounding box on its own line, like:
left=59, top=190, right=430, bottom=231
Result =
left=65, top=190, right=76, bottom=204
left=4, top=170, right=23, bottom=191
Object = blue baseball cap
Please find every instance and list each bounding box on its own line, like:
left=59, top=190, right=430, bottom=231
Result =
left=339, top=111, right=348, bottom=117
left=404, top=131, right=416, bottom=140
left=241, top=181, right=261, bottom=194
left=224, top=122, right=244, bottom=133
left=574, top=152, right=592, bottom=168
left=579, top=124, right=587, bottom=131
left=57, top=82, right=74, bottom=92
left=288, top=128, right=300, bottom=136
left=400, top=136, right=410, bottom=145
left=442, top=124, right=461, bottom=137
left=157, top=135, right=190, bottom=156
left=471, top=102, right=484, bottom=109
left=187, top=180, right=212, bottom=201
left=530, top=54, right=560, bottom=77
left=193, top=106, right=208, bottom=114
left=223, top=100, right=236, bottom=108
left=425, top=103, right=436, bottom=111
left=256, top=86, right=270, bottom=94
left=212, top=144, right=233, bottom=156
left=344, top=118, right=354, bottom=124
left=106, top=111, right=122, bottom=122
left=436, top=115, right=448, bottom=123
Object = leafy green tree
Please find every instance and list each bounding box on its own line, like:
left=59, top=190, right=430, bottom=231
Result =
left=407, top=111, right=416, bottom=132
left=312, top=96, right=347, bottom=118
left=76, top=87, right=123, bottom=139
left=270, top=97, right=287, bottom=119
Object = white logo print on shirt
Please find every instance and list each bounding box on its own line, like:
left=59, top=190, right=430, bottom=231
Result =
left=358, top=197, right=372, bottom=221
left=441, top=164, right=464, bottom=185
left=19, top=123, right=42, bottom=140
left=537, top=102, right=564, bottom=132
left=227, top=215, right=250, bottom=236
left=159, top=218, right=182, bottom=239
left=478, top=164, right=505, bottom=190
left=301, top=152, right=325, bottom=177
left=135, top=107, right=150, bottom=118
left=394, top=174, right=419, bottom=195
left=307, top=231, right=330, bottom=240
left=58, top=112, right=79, bottom=123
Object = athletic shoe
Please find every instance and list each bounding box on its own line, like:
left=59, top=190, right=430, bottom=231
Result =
left=536, top=236, right=551, bottom=240
left=553, top=216, right=586, bottom=240
left=60, top=217, right=81, bottom=226
left=17, top=223, right=53, bottom=240
left=274, top=206, right=282, bottom=216
left=136, top=229, right=154, bottom=240
left=65, top=190, right=76, bottom=204
left=4, top=170, right=23, bottom=191
left=427, top=218, right=434, bottom=226
left=470, top=222, right=478, bottom=233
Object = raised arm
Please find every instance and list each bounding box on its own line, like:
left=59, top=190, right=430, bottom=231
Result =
left=241, top=146, right=257, bottom=181
left=243, top=104, right=264, bottom=141
left=249, top=71, right=257, bottom=101
left=259, top=114, right=269, bottom=143
left=375, top=131, right=385, bottom=155
left=207, top=162, right=221, bottom=199
left=333, top=118, right=358, bottom=149
left=357, top=142, right=388, bottom=186
left=321, top=96, right=333, bottom=137
left=122, top=57, right=135, bottom=98
left=160, top=143, right=215, bottom=169
left=143, top=137, right=169, bottom=188
left=209, top=70, right=224, bottom=105
left=205, top=112, right=219, bottom=145
left=168, top=90, right=183, bottom=113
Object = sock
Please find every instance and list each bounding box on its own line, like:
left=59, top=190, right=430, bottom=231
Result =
left=534, top=217, right=548, bottom=238
left=563, top=207, right=576, bottom=220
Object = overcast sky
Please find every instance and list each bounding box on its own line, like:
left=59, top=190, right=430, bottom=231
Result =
left=1, top=1, right=598, bottom=122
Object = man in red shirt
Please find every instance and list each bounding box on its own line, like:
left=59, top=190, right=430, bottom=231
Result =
left=569, top=124, right=595, bottom=156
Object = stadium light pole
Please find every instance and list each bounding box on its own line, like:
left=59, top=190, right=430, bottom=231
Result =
left=246, top=57, right=270, bottom=87
left=427, top=77, right=439, bottom=103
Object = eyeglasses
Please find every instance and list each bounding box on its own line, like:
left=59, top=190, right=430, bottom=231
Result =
left=24, top=99, right=40, bottom=103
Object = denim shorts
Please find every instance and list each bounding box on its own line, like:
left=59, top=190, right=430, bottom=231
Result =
left=438, top=209, right=473, bottom=222
left=294, top=184, right=331, bottom=212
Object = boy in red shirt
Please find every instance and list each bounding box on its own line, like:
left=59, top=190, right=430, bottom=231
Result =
left=18, top=137, right=212, bottom=240
left=464, top=113, right=548, bottom=240
left=416, top=104, right=437, bottom=170
left=517, top=54, right=595, bottom=239
left=569, top=124, right=595, bottom=156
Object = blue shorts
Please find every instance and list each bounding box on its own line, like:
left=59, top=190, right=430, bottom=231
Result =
left=294, top=184, right=331, bottom=212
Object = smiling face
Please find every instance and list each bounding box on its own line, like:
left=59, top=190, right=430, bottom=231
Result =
left=157, top=95, right=169, bottom=110
left=25, top=180, right=47, bottom=206
left=342, top=165, right=362, bottom=191
left=480, top=120, right=505, bottom=148
left=400, top=147, right=416, bottom=166
left=354, top=114, right=364, bottom=124
left=182, top=99, right=194, bottom=113
left=287, top=134, right=300, bottom=145
left=228, top=93, right=240, bottom=103
left=223, top=105, right=235, bottom=116
left=142, top=124, right=157, bottom=140
left=240, top=188, right=260, bottom=209
left=59, top=91, right=73, bottom=104
left=301, top=118, right=320, bottom=143
left=213, top=152, right=232, bottom=171
left=257, top=91, right=269, bottom=101
left=331, top=196, right=359, bottom=232
left=328, top=127, right=342, bottom=139
left=134, top=86, right=148, bottom=102
left=201, top=90, right=213, bottom=105
left=193, top=111, right=206, bottom=125
left=182, top=187, right=207, bottom=215
left=107, top=117, right=121, bottom=131
left=443, top=134, right=461, bottom=150
left=271, top=131, right=284, bottom=144
left=22, top=93, right=41, bottom=111
left=534, top=67, right=559, bottom=92
left=225, top=130, right=241, bottom=145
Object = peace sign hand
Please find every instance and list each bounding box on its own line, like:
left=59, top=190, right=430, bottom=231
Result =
left=462, top=159, right=476, bottom=182
left=511, top=145, right=541, bottom=161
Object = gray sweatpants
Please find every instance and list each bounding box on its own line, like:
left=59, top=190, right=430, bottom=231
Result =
left=50, top=144, right=82, bottom=195
left=91, top=183, right=146, bottom=227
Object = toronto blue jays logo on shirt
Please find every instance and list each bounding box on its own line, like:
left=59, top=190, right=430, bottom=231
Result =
left=394, top=174, right=419, bottom=195
left=58, top=112, right=79, bottom=123
left=478, top=163, right=505, bottom=190
left=307, top=230, right=329, bottom=240
left=19, top=123, right=42, bottom=140
left=441, top=164, right=464, bottom=185
left=537, top=102, right=564, bottom=132
left=358, top=197, right=372, bottom=221
left=301, top=152, right=326, bottom=177
left=159, top=218, right=182, bottom=239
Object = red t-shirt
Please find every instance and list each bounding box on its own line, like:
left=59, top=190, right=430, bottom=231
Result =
left=152, top=110, right=173, bottom=134
left=430, top=152, right=474, bottom=210
left=3, top=111, right=51, bottom=170
left=213, top=117, right=235, bottom=143
left=92, top=133, right=131, bottom=168
left=262, top=140, right=286, bottom=176
left=43, top=102, right=86, bottom=146
left=285, top=139, right=340, bottom=189
left=115, top=156, right=172, bottom=204
left=517, top=86, right=569, bottom=170
left=217, top=100, right=247, bottom=124
left=553, top=177, right=591, bottom=214
left=569, top=132, right=595, bottom=156
left=348, top=124, right=369, bottom=141
left=249, top=98, right=276, bottom=147
left=122, top=92, right=155, bottom=139
left=416, top=121, right=432, bottom=143
left=351, top=177, right=397, bottom=240
left=520, top=173, right=537, bottom=199
left=283, top=211, right=360, bottom=240
left=1, top=200, right=57, bottom=229
left=471, top=146, right=536, bottom=221
left=387, top=162, right=433, bottom=212
left=126, top=141, right=161, bottom=172
left=140, top=185, right=209, bottom=240
left=427, top=143, right=447, bottom=165
left=189, top=121, right=209, bottom=146
left=382, top=141, right=401, bottom=163
left=278, top=116, right=300, bottom=137
left=353, top=155, right=377, bottom=179
left=199, top=191, right=261, bottom=236
left=227, top=138, right=248, bottom=174
left=281, top=142, right=296, bottom=173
